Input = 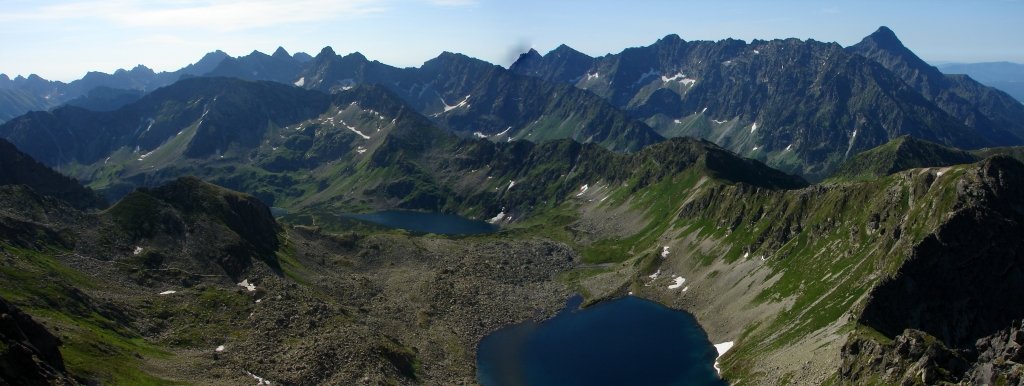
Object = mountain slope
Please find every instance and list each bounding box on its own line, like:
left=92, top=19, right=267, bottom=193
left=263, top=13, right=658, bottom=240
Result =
left=2, top=85, right=1023, bottom=384
left=512, top=151, right=1024, bottom=385
left=63, top=87, right=144, bottom=112
left=0, top=138, right=103, bottom=209
left=0, top=77, right=333, bottom=168
left=0, top=88, right=50, bottom=122
left=830, top=135, right=980, bottom=180
left=511, top=31, right=1019, bottom=179
left=0, top=169, right=587, bottom=384
left=849, top=27, right=1024, bottom=144
left=298, top=49, right=664, bottom=152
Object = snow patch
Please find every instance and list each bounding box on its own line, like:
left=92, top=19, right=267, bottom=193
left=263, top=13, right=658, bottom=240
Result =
left=487, top=211, right=506, bottom=224
left=668, top=277, right=686, bottom=290
left=473, top=132, right=488, bottom=139
left=743, top=252, right=749, bottom=259
left=159, top=290, right=176, bottom=295
left=751, top=122, right=758, bottom=133
left=133, top=246, right=144, bottom=255
left=138, top=148, right=156, bottom=161
left=442, top=95, right=470, bottom=113
left=340, top=120, right=371, bottom=140
left=661, top=246, right=670, bottom=258
left=714, top=341, right=735, bottom=375
left=661, top=72, right=696, bottom=86
left=355, top=146, right=367, bottom=154
left=648, top=269, right=661, bottom=280
left=215, top=345, right=225, bottom=352
left=712, top=119, right=728, bottom=124
left=673, top=119, right=682, bottom=124
left=844, top=129, right=859, bottom=159
left=237, top=280, right=256, bottom=292
left=576, top=184, right=589, bottom=197
left=244, top=370, right=272, bottom=385
left=586, top=72, right=600, bottom=80
left=336, top=78, right=355, bottom=91
left=507, top=180, right=516, bottom=190
left=293, top=77, right=305, bottom=87
left=495, top=127, right=511, bottom=137
left=752, top=146, right=760, bottom=151
left=785, top=144, right=793, bottom=152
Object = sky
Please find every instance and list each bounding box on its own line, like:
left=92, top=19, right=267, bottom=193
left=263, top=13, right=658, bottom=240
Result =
left=2, top=0, right=1022, bottom=81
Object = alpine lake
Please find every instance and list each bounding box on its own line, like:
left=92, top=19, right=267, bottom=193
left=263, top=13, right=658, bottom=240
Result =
left=476, top=295, right=724, bottom=386
left=347, top=210, right=723, bottom=385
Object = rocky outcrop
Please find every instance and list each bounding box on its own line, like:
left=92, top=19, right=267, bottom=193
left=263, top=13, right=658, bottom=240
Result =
left=107, top=176, right=282, bottom=279
left=841, top=156, right=1024, bottom=384
left=0, top=297, right=77, bottom=385
left=858, top=156, right=1024, bottom=348
left=840, top=329, right=968, bottom=385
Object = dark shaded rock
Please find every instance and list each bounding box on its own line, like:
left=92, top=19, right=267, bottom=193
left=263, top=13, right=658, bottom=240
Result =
left=0, top=138, right=104, bottom=209
left=0, top=297, right=77, bottom=385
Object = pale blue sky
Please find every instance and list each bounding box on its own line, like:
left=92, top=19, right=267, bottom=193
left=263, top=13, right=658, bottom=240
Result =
left=2, top=0, right=1022, bottom=81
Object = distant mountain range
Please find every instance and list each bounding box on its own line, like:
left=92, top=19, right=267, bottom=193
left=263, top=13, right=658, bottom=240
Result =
left=3, top=27, right=1022, bottom=181
left=511, top=26, right=1024, bottom=179
left=938, top=61, right=1024, bottom=103
left=0, top=48, right=304, bottom=123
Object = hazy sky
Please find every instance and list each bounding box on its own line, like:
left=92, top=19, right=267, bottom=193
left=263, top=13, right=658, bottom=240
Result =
left=2, top=0, right=1022, bottom=81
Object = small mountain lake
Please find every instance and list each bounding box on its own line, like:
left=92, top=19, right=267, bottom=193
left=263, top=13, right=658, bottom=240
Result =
left=345, top=210, right=498, bottom=235
left=477, top=296, right=726, bottom=386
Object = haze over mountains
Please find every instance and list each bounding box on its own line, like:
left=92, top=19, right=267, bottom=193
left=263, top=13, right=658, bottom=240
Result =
left=2, top=25, right=1024, bottom=385
left=938, top=61, right=1024, bottom=103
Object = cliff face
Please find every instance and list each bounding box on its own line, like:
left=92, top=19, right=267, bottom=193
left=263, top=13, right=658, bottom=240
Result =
left=840, top=156, right=1024, bottom=385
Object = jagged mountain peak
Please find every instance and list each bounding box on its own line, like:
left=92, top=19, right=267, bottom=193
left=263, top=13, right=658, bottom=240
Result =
left=317, top=46, right=337, bottom=58
left=432, top=51, right=472, bottom=61
left=342, top=51, right=368, bottom=62
left=852, top=26, right=925, bottom=63
left=862, top=26, right=903, bottom=48
left=549, top=44, right=581, bottom=55
left=272, top=46, right=290, bottom=58
left=423, top=51, right=495, bottom=71
left=179, top=50, right=230, bottom=76
left=657, top=33, right=684, bottom=44
left=246, top=49, right=269, bottom=58
left=511, top=48, right=543, bottom=70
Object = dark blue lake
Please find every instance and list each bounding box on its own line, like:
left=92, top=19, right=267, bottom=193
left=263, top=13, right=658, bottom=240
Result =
left=477, top=296, right=725, bottom=386
left=346, top=210, right=498, bottom=235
